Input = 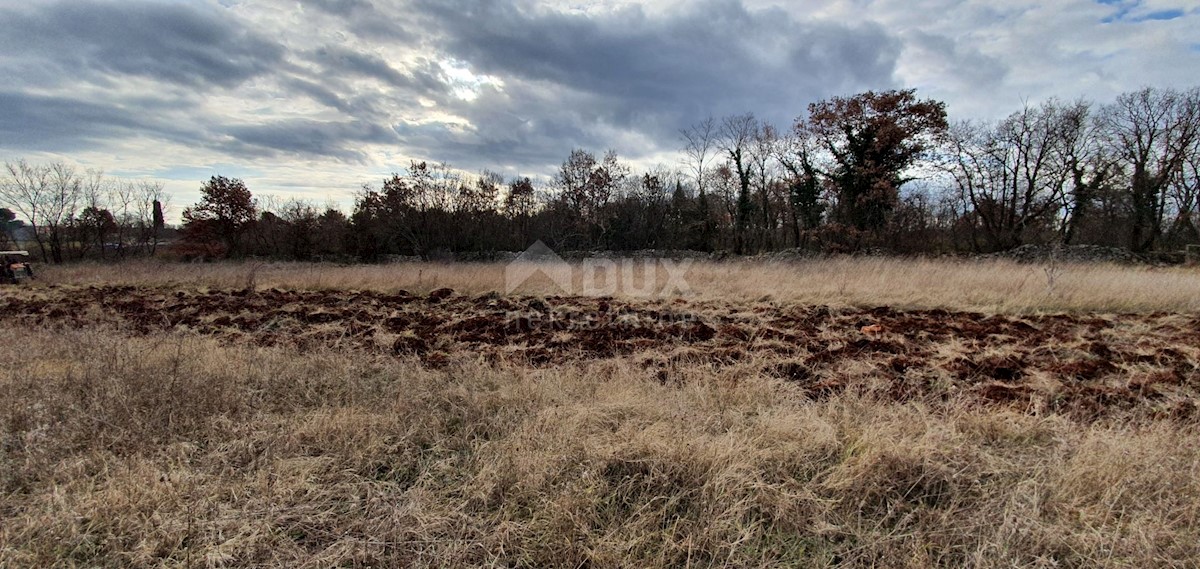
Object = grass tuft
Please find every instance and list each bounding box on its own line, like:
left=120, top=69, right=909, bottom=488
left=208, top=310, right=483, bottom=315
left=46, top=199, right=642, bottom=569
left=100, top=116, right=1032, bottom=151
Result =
left=3, top=326, right=1199, bottom=567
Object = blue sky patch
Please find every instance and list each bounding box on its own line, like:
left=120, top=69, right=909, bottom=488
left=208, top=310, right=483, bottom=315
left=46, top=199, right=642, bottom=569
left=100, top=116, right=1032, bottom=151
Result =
left=1100, top=0, right=1186, bottom=23
left=1138, top=9, right=1185, bottom=21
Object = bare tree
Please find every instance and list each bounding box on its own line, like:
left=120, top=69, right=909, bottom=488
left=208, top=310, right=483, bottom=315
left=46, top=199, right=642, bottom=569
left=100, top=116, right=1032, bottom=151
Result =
left=503, top=176, right=537, bottom=247
left=718, top=113, right=758, bottom=253
left=0, top=160, right=51, bottom=260
left=75, top=169, right=116, bottom=260
left=457, top=171, right=502, bottom=215
left=1166, top=129, right=1200, bottom=245
left=46, top=163, right=86, bottom=262
left=0, top=160, right=83, bottom=263
left=107, top=180, right=137, bottom=259
left=552, top=149, right=629, bottom=248
left=750, top=123, right=782, bottom=249
left=944, top=100, right=1080, bottom=250
left=1057, top=100, right=1118, bottom=245
left=777, top=125, right=828, bottom=247
left=681, top=116, right=718, bottom=197
left=455, top=171, right=502, bottom=253
left=278, top=199, right=321, bottom=260
left=1100, top=87, right=1200, bottom=252
left=133, top=181, right=169, bottom=256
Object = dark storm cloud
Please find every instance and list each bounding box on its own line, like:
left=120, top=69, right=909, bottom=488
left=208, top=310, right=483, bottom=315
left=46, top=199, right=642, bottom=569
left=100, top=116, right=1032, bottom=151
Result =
left=303, top=45, right=449, bottom=96
left=282, top=77, right=367, bottom=116
left=404, top=81, right=621, bottom=170
left=298, top=0, right=415, bottom=41
left=416, top=0, right=901, bottom=130
left=308, top=45, right=417, bottom=89
left=0, top=1, right=430, bottom=161
left=301, top=0, right=375, bottom=17
left=0, top=90, right=211, bottom=154
left=0, top=92, right=148, bottom=151
left=394, top=96, right=608, bottom=170
left=0, top=1, right=284, bottom=90
left=0, top=0, right=906, bottom=174
left=223, top=119, right=399, bottom=161
left=374, top=0, right=903, bottom=174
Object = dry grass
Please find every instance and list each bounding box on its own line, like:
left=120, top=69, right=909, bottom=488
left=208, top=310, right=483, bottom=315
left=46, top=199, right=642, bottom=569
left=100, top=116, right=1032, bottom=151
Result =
left=5, top=260, right=1199, bottom=567
left=3, top=326, right=1200, bottom=567
left=42, top=257, right=1200, bottom=314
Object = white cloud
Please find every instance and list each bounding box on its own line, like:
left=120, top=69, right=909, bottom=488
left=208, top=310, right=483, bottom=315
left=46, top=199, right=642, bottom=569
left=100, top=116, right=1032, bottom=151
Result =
left=0, top=0, right=1197, bottom=215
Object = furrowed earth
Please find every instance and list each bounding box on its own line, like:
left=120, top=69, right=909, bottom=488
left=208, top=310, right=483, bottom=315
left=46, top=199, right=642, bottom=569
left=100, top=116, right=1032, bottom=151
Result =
left=6, top=284, right=1198, bottom=421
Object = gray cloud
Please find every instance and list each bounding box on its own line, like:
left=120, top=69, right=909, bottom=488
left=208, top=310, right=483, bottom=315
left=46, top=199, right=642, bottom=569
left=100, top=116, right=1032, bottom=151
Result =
left=2, top=0, right=1192, bottom=202
left=904, top=30, right=1009, bottom=91
left=394, top=83, right=613, bottom=169
left=301, top=0, right=376, bottom=17
left=299, top=45, right=450, bottom=101
left=307, top=45, right=425, bottom=90
left=223, top=119, right=399, bottom=161
left=282, top=77, right=371, bottom=116
left=0, top=92, right=147, bottom=151
left=0, top=0, right=905, bottom=175
left=418, top=0, right=900, bottom=129
left=0, top=1, right=430, bottom=161
left=0, top=1, right=284, bottom=90
left=297, top=0, right=417, bottom=41
left=398, top=0, right=902, bottom=172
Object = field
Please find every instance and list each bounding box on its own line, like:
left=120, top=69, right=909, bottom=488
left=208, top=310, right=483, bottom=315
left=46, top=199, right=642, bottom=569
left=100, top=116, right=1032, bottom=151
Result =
left=2, top=259, right=1200, bottom=567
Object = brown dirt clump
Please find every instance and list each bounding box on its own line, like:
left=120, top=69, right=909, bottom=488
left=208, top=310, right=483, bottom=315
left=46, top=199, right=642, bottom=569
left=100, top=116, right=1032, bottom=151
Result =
left=2, top=284, right=1198, bottom=419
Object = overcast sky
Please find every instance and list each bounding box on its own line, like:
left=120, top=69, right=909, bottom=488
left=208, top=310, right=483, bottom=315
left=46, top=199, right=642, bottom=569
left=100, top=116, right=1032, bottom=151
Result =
left=1, top=0, right=1198, bottom=216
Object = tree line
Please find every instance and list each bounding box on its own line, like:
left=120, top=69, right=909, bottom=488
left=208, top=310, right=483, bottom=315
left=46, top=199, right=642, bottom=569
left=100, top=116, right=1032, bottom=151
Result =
left=4, top=86, right=1199, bottom=263
left=0, top=160, right=169, bottom=262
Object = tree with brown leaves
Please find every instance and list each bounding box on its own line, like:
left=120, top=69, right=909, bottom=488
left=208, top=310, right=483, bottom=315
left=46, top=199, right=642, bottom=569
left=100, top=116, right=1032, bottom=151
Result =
left=797, top=89, right=948, bottom=236
left=181, top=176, right=257, bottom=258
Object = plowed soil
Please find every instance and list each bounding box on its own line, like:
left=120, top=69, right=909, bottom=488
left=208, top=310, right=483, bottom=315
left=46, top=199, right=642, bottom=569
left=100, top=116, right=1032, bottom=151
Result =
left=5, top=285, right=1199, bottom=419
